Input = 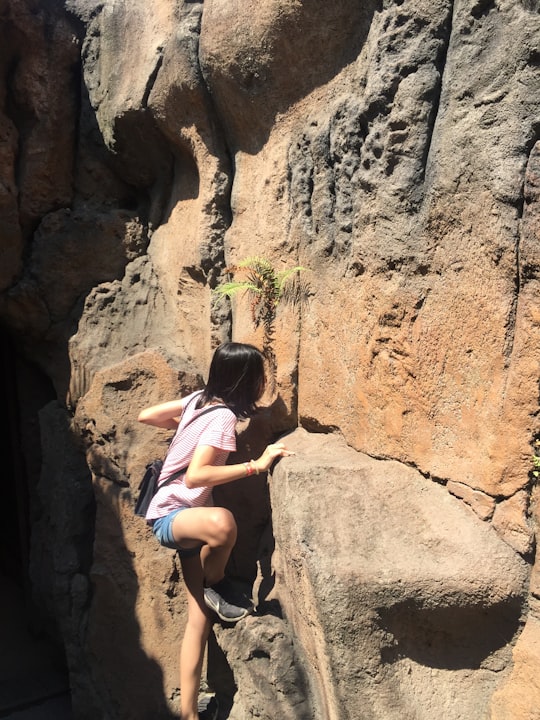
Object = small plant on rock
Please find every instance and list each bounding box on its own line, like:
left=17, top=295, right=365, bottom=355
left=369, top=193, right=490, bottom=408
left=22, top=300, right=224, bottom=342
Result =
left=213, top=256, right=306, bottom=387
left=533, top=440, right=540, bottom=480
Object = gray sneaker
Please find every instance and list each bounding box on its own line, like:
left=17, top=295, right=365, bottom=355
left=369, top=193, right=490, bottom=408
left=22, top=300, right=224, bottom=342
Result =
left=204, top=579, right=253, bottom=623
left=198, top=692, right=218, bottom=720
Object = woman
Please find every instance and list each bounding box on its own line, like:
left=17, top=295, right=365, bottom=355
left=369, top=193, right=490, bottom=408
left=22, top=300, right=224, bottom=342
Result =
left=138, top=342, right=292, bottom=720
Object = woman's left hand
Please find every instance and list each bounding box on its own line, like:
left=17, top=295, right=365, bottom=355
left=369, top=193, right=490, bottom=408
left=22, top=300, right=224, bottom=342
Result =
left=255, top=442, right=295, bottom=472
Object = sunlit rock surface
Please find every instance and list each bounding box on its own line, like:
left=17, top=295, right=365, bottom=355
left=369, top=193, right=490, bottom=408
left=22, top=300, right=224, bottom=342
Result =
left=1, top=0, right=539, bottom=718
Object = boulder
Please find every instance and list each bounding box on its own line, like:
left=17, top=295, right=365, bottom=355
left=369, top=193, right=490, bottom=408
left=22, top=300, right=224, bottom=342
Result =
left=270, top=429, right=529, bottom=720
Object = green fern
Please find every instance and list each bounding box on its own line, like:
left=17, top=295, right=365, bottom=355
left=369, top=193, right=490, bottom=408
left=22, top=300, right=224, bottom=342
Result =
left=533, top=441, right=540, bottom=479
left=214, top=257, right=305, bottom=330
left=213, top=256, right=307, bottom=382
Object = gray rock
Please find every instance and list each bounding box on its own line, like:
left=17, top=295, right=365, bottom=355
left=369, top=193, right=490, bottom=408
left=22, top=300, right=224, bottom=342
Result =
left=270, top=429, right=529, bottom=720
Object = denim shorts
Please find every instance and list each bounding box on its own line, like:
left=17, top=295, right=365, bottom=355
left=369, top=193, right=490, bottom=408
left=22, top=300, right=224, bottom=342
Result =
left=151, top=508, right=203, bottom=557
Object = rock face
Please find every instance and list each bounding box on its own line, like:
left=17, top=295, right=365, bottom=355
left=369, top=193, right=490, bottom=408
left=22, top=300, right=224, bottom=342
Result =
left=0, top=0, right=539, bottom=719
left=271, top=429, right=529, bottom=720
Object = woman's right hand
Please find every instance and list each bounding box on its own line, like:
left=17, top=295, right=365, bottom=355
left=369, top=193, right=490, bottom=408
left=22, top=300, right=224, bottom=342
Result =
left=255, top=442, right=295, bottom=472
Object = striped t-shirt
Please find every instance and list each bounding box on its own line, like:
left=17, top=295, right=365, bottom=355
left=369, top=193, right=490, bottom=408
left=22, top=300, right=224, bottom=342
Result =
left=145, top=391, right=237, bottom=521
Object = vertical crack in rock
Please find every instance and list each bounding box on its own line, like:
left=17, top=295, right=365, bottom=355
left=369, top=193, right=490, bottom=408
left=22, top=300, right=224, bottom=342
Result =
left=287, top=0, right=457, bottom=272
left=142, top=51, right=164, bottom=109
left=503, top=166, right=526, bottom=366
left=193, top=1, right=236, bottom=345
left=503, top=140, right=539, bottom=364
left=421, top=0, right=454, bottom=181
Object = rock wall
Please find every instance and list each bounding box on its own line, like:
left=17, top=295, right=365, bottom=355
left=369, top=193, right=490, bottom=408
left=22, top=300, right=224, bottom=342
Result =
left=0, top=0, right=539, bottom=718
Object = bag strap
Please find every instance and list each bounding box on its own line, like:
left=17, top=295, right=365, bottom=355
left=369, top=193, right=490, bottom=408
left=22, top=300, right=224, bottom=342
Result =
left=181, top=400, right=228, bottom=431
left=157, top=401, right=228, bottom=489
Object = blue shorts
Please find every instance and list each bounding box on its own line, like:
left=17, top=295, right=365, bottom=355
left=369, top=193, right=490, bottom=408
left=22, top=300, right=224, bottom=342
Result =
left=151, top=508, right=203, bottom=558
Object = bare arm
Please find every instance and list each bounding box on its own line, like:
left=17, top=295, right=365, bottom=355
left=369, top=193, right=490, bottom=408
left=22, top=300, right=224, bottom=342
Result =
left=137, top=399, right=185, bottom=430
left=185, top=442, right=294, bottom=489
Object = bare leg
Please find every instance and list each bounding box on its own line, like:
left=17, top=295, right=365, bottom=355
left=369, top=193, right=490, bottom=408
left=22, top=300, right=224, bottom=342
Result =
left=179, top=553, right=211, bottom=720
left=171, top=506, right=237, bottom=586
left=174, top=506, right=241, bottom=717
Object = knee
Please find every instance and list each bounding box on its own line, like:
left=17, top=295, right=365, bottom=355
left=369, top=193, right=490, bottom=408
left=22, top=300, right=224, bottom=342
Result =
left=207, top=508, right=237, bottom=547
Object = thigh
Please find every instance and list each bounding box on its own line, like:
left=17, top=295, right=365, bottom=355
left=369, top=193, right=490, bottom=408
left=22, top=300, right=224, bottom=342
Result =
left=152, top=508, right=201, bottom=553
left=171, top=505, right=236, bottom=548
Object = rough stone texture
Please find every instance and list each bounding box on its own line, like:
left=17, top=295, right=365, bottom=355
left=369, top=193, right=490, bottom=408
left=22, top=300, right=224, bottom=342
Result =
left=491, top=490, right=535, bottom=557
left=0, top=0, right=79, bottom=291
left=211, top=613, right=314, bottom=720
left=31, top=401, right=101, bottom=718
left=72, top=351, right=200, bottom=717
left=489, top=605, right=540, bottom=720
left=271, top=429, right=529, bottom=720
left=0, top=0, right=539, bottom=718
left=446, top=479, right=496, bottom=521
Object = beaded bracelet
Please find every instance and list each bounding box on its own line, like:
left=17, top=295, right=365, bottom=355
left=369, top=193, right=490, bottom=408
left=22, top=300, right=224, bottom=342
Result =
left=243, top=461, right=260, bottom=477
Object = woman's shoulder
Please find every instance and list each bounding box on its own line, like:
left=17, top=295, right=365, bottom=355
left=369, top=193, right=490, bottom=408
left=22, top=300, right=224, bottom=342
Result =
left=206, top=404, right=237, bottom=422
left=183, top=390, right=203, bottom=406
left=187, top=394, right=236, bottom=423
left=201, top=404, right=237, bottom=434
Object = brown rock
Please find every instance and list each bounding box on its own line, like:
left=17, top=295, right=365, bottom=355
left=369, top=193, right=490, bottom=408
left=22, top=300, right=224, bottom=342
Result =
left=71, top=350, right=201, bottom=716
left=447, top=480, right=496, bottom=521
left=0, top=0, right=539, bottom=717
left=489, top=613, right=540, bottom=720
left=212, top=614, right=314, bottom=720
left=271, top=429, right=529, bottom=720
left=492, top=491, right=535, bottom=557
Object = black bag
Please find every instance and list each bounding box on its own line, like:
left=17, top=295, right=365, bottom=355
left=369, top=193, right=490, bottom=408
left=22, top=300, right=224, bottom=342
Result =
left=135, top=461, right=187, bottom=518
left=134, top=459, right=164, bottom=517
left=134, top=402, right=226, bottom=517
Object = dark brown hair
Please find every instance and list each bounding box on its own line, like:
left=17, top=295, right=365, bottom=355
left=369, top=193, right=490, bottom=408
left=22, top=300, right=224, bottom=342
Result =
left=197, top=342, right=266, bottom=418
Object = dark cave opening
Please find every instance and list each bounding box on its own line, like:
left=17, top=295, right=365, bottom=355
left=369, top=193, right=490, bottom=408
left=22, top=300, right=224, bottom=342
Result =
left=0, top=331, right=31, bottom=590
left=0, top=330, right=72, bottom=718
